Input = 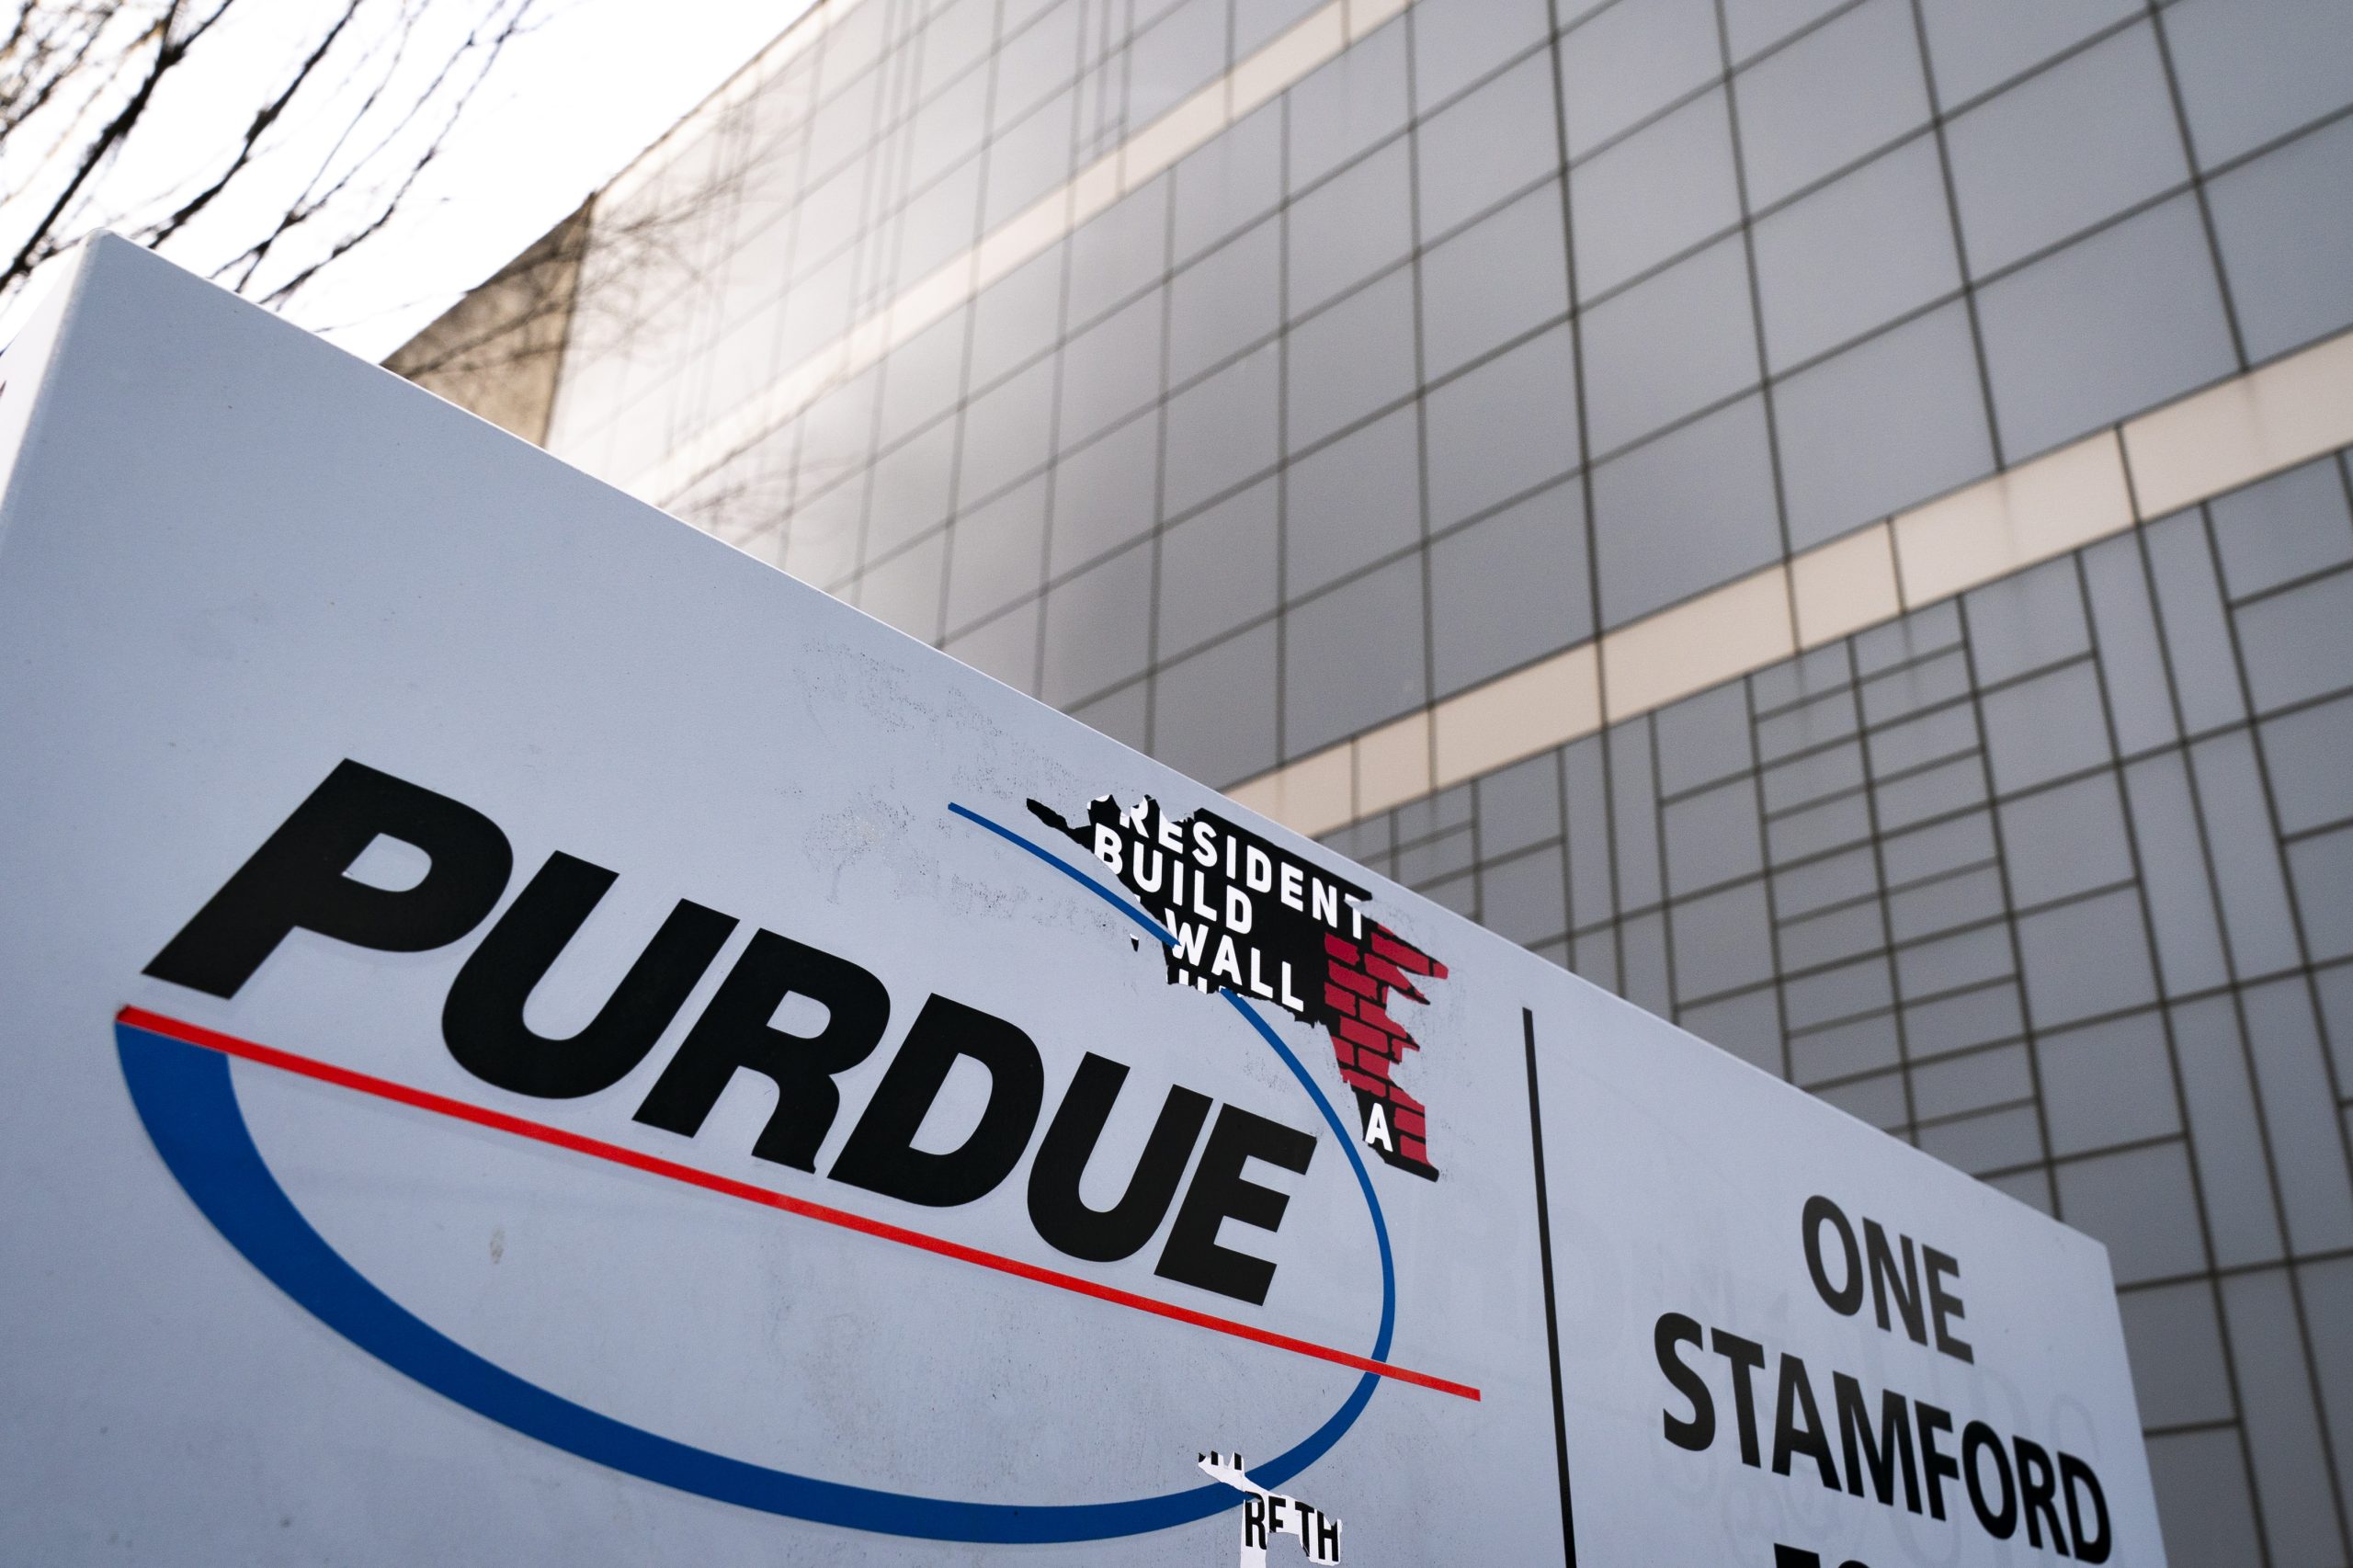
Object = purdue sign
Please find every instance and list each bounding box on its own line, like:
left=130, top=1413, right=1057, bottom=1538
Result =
left=0, top=239, right=2165, bottom=1564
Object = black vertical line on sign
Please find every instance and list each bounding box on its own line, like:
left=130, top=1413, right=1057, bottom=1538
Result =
left=1522, top=1006, right=1577, bottom=1567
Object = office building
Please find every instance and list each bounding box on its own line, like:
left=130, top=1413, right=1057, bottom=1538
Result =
left=400, top=0, right=2353, bottom=1557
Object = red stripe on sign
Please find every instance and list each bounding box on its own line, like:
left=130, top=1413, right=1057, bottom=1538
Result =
left=118, top=1006, right=1481, bottom=1403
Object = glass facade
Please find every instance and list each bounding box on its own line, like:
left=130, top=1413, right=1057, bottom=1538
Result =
left=416, top=0, right=2353, bottom=1556
left=1319, top=450, right=2353, bottom=1562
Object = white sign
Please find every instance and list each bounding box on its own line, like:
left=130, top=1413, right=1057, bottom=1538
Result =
left=0, top=238, right=2164, bottom=1565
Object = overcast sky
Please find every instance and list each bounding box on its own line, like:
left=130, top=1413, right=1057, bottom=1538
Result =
left=4, top=0, right=812, bottom=364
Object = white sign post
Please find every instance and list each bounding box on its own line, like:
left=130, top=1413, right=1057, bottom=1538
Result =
left=0, top=238, right=2163, bottom=1564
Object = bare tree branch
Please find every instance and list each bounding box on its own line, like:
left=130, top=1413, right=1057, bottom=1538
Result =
left=131, top=0, right=363, bottom=250
left=0, top=0, right=547, bottom=328
left=240, top=0, right=537, bottom=306
left=1, top=0, right=187, bottom=297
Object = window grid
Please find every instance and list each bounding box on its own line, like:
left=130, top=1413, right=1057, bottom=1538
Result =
left=1327, top=451, right=2353, bottom=1564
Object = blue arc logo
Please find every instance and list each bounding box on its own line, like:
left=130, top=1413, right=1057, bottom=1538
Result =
left=116, top=803, right=1399, bottom=1542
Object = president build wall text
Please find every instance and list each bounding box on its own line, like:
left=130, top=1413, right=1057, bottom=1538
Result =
left=1033, top=795, right=1449, bottom=1181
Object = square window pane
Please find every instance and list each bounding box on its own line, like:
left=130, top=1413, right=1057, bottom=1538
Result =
left=2018, top=887, right=2157, bottom=1028
left=1733, top=0, right=1931, bottom=209
left=1773, top=302, right=1993, bottom=551
left=2234, top=564, right=2353, bottom=715
left=1672, top=880, right=1777, bottom=998
left=2209, top=456, right=2353, bottom=602
left=1911, top=1040, right=2031, bottom=1120
left=1664, top=778, right=1765, bottom=895
left=2116, top=1279, right=2234, bottom=1427
left=1424, top=324, right=1583, bottom=529
left=866, top=420, right=959, bottom=557
left=1411, top=0, right=1550, bottom=110
left=1164, top=344, right=1280, bottom=516
left=1168, top=218, right=1280, bottom=388
left=1656, top=682, right=1753, bottom=794
left=2209, top=116, right=2353, bottom=362
left=1976, top=196, right=2236, bottom=460
left=2146, top=1430, right=2266, bottom=1564
left=1420, top=186, right=1570, bottom=380
left=1066, top=176, right=1170, bottom=328
left=1998, top=772, right=2132, bottom=910
left=1961, top=555, right=2087, bottom=684
left=1582, top=236, right=1758, bottom=454
left=1049, top=414, right=1159, bottom=574
left=1058, top=290, right=1166, bottom=449
left=1753, top=138, right=1962, bottom=373
left=1287, top=406, right=1422, bottom=599
left=1915, top=0, right=2136, bottom=108
left=1722, top=0, right=1845, bottom=63
left=1153, top=624, right=1279, bottom=787
left=1570, top=87, right=1740, bottom=300
left=2052, top=1141, right=2207, bottom=1284
left=968, top=242, right=1065, bottom=391
left=1284, top=555, right=1430, bottom=755
left=1428, top=480, right=1594, bottom=697
left=1944, top=22, right=2188, bottom=278
left=1477, top=752, right=1564, bottom=858
left=1040, top=540, right=1154, bottom=705
left=1481, top=845, right=1570, bottom=944
left=1979, top=662, right=2109, bottom=793
left=957, top=357, right=1057, bottom=505
left=2260, top=693, right=2353, bottom=837
left=1559, top=0, right=1722, bottom=158
left=1591, top=392, right=1782, bottom=626
left=1415, top=53, right=1561, bottom=240
left=2162, top=0, right=2353, bottom=169
left=1286, top=141, right=1414, bottom=316
left=947, top=474, right=1050, bottom=631
left=1286, top=268, right=1418, bottom=449
left=1157, top=479, right=1278, bottom=657
left=878, top=306, right=971, bottom=450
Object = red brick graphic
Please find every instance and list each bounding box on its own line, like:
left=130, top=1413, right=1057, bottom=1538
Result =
left=1323, top=919, right=1447, bottom=1179
left=1032, top=795, right=1449, bottom=1181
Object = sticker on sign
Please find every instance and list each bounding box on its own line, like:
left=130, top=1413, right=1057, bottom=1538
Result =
left=0, top=237, right=2163, bottom=1564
